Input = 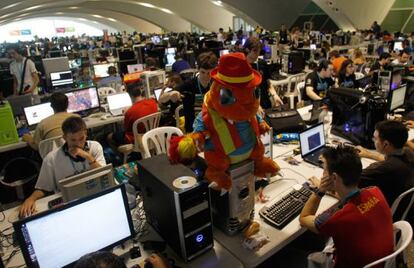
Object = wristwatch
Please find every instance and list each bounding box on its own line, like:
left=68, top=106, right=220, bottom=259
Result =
left=315, top=188, right=326, bottom=198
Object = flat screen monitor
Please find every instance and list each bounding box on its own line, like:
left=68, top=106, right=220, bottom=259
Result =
left=50, top=71, right=73, bottom=88
left=165, top=47, right=176, bottom=66
left=390, top=67, right=405, bottom=91
left=24, top=102, right=54, bottom=126
left=6, top=94, right=41, bottom=117
left=93, top=63, right=116, bottom=78
left=151, top=36, right=161, bottom=44
left=299, top=123, right=325, bottom=157
left=48, top=50, right=62, bottom=58
left=65, top=87, right=100, bottom=114
left=127, top=64, right=144, bottom=74
left=107, top=92, right=132, bottom=112
left=389, top=85, right=407, bottom=112
left=310, top=44, right=317, bottom=50
left=153, top=87, right=172, bottom=100
left=393, top=41, right=403, bottom=51
left=118, top=50, right=136, bottom=61
left=13, top=184, right=134, bottom=268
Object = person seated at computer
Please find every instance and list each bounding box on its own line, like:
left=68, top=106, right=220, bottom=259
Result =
left=370, top=52, right=392, bottom=72
left=158, top=74, right=183, bottom=126
left=75, top=251, right=171, bottom=268
left=300, top=146, right=394, bottom=268
left=19, top=117, right=106, bottom=217
left=107, top=81, right=158, bottom=149
left=336, top=59, right=358, bottom=88
left=356, top=120, right=414, bottom=206
left=392, top=48, right=411, bottom=65
left=242, top=37, right=283, bottom=109
left=7, top=45, right=40, bottom=95
left=352, top=48, right=367, bottom=72
left=329, top=50, right=347, bottom=76
left=97, top=66, right=123, bottom=92
left=161, top=52, right=217, bottom=133
left=171, top=52, right=191, bottom=74
left=22, top=92, right=79, bottom=151
left=304, top=60, right=335, bottom=101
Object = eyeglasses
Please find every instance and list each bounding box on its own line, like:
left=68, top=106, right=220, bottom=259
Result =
left=219, top=87, right=260, bottom=106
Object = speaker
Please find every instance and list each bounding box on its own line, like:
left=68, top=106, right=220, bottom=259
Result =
left=137, top=154, right=213, bottom=262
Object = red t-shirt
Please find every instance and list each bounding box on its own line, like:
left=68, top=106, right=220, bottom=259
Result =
left=315, top=187, right=393, bottom=268
left=124, top=98, right=158, bottom=144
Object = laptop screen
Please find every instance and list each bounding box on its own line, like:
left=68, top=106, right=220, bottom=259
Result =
left=24, top=102, right=54, bottom=126
left=299, top=123, right=325, bottom=156
left=154, top=87, right=172, bottom=101
left=13, top=185, right=134, bottom=268
left=107, top=93, right=132, bottom=111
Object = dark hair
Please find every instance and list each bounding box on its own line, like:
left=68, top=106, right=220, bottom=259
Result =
left=317, top=60, right=331, bottom=72
left=197, top=52, right=217, bottom=70
left=75, top=251, right=126, bottom=268
left=168, top=73, right=183, bottom=88
left=328, top=50, right=340, bottom=59
left=375, top=120, right=408, bottom=148
left=399, top=48, right=411, bottom=57
left=243, top=37, right=262, bottom=54
left=108, top=66, right=117, bottom=76
left=145, top=57, right=158, bottom=69
left=322, top=146, right=362, bottom=187
left=338, top=59, right=354, bottom=81
left=50, top=92, right=68, bottom=112
left=62, top=116, right=87, bottom=134
left=126, top=81, right=145, bottom=98
left=379, top=52, right=391, bottom=61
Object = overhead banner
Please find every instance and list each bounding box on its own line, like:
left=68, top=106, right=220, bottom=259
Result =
left=9, top=29, right=31, bottom=36
left=55, top=27, right=75, bottom=33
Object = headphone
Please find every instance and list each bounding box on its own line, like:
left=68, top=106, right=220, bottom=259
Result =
left=62, top=142, right=90, bottom=162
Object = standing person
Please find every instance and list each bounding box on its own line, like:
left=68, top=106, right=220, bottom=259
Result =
left=371, top=21, right=381, bottom=37
left=279, top=24, right=289, bottom=44
left=7, top=45, right=39, bottom=95
left=300, top=146, right=394, bottom=268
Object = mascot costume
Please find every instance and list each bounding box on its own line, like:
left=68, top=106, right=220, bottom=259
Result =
left=169, top=52, right=280, bottom=190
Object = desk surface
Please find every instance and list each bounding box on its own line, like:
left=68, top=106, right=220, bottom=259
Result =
left=0, top=114, right=124, bottom=154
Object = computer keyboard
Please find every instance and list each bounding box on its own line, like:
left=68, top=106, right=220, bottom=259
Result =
left=259, top=185, right=313, bottom=229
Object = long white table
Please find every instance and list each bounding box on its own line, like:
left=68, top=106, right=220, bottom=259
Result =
left=0, top=114, right=124, bottom=154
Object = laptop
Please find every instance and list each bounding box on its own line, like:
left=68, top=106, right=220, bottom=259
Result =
left=299, top=123, right=326, bottom=167
left=23, top=102, right=54, bottom=129
left=107, top=92, right=132, bottom=116
left=304, top=100, right=323, bottom=125
left=153, top=87, right=172, bottom=101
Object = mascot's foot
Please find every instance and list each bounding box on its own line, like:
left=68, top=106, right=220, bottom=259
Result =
left=206, top=169, right=232, bottom=191
left=254, top=157, right=280, bottom=178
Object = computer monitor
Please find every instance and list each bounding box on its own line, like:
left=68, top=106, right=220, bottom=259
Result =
left=151, top=36, right=161, bottom=44
left=58, top=164, right=116, bottom=202
left=219, top=49, right=230, bottom=57
left=165, top=47, right=176, bottom=66
left=299, top=123, right=325, bottom=157
left=393, top=41, right=403, bottom=51
left=310, top=44, right=317, bottom=50
left=390, top=66, right=405, bottom=91
left=93, top=63, right=116, bottom=78
left=107, top=92, right=132, bottom=114
left=389, top=85, right=407, bottom=112
left=68, top=59, right=81, bottom=69
left=118, top=50, right=136, bottom=61
left=24, top=102, right=54, bottom=126
left=13, top=184, right=134, bottom=268
left=65, top=87, right=100, bottom=114
left=48, top=50, right=62, bottom=58
left=153, top=87, right=172, bottom=101
left=6, top=94, right=41, bottom=117
left=50, top=71, right=73, bottom=88
left=127, top=64, right=144, bottom=74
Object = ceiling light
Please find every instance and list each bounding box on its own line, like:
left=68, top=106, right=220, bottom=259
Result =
left=1, top=3, right=21, bottom=10
left=55, top=12, right=64, bottom=15
left=17, top=13, right=30, bottom=18
left=93, top=21, right=98, bottom=24
left=79, top=18, right=87, bottom=21
left=68, top=7, right=79, bottom=9
left=138, top=2, right=156, bottom=8
left=212, top=1, right=223, bottom=6
left=159, top=8, right=173, bottom=14
left=24, top=5, right=43, bottom=11
left=107, top=18, right=117, bottom=22
left=92, top=14, right=103, bottom=18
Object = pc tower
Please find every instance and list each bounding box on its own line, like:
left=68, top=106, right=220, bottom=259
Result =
left=210, top=160, right=255, bottom=235
left=282, top=51, right=305, bottom=74
left=0, top=102, right=19, bottom=146
left=137, top=154, right=213, bottom=262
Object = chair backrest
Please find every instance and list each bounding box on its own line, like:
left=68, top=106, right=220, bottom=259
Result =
left=391, top=187, right=414, bottom=221
left=141, top=126, right=183, bottom=159
left=175, top=104, right=184, bottom=128
left=287, top=72, right=306, bottom=93
left=132, top=112, right=162, bottom=151
left=363, top=221, right=413, bottom=268
left=38, top=135, right=65, bottom=159
left=296, top=81, right=306, bottom=103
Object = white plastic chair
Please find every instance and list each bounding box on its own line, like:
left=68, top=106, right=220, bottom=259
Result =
left=355, top=72, right=365, bottom=80
left=117, top=112, right=162, bottom=163
left=296, top=81, right=306, bottom=103
left=38, top=135, right=65, bottom=159
left=391, top=187, right=414, bottom=221
left=141, top=126, right=183, bottom=159
left=363, top=221, right=413, bottom=268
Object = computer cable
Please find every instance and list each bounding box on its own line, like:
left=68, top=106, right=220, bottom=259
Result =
left=3, top=248, right=20, bottom=265
left=279, top=167, right=308, bottom=181
left=132, top=194, right=149, bottom=239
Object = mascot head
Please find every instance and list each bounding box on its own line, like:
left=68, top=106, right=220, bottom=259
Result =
left=208, top=52, right=262, bottom=121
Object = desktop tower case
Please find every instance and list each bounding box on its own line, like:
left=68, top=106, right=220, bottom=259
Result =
left=0, top=102, right=18, bottom=146
left=137, top=154, right=213, bottom=262
left=210, top=160, right=255, bottom=236
left=282, top=51, right=305, bottom=74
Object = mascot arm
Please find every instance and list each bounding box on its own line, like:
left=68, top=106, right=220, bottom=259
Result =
left=168, top=131, right=210, bottom=164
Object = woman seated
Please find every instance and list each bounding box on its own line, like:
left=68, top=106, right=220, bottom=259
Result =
left=337, top=59, right=358, bottom=88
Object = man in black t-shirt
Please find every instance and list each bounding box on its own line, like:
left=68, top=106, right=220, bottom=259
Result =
left=370, top=52, right=391, bottom=72
left=304, top=60, right=335, bottom=101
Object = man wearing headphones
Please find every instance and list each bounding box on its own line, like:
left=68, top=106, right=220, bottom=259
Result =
left=356, top=120, right=414, bottom=207
left=19, top=117, right=106, bottom=217
left=7, top=45, right=39, bottom=95
left=304, top=60, right=335, bottom=101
